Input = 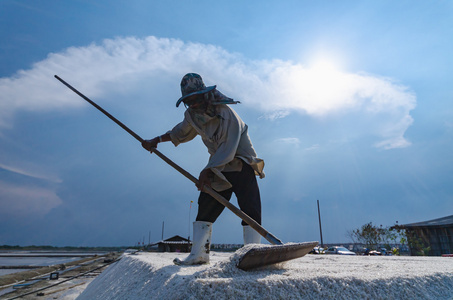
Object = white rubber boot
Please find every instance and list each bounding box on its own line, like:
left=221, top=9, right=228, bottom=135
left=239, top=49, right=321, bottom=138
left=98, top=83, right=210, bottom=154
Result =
left=173, top=221, right=212, bottom=265
left=243, top=225, right=261, bottom=245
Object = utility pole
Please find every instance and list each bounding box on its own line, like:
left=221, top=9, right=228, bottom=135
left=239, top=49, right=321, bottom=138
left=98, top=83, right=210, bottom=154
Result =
left=317, top=200, right=324, bottom=248
left=188, top=200, right=193, bottom=242
left=161, top=221, right=165, bottom=241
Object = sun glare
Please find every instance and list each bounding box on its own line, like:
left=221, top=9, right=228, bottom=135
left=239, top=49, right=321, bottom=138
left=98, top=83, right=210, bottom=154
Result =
left=309, top=58, right=341, bottom=78
left=292, top=56, right=352, bottom=114
left=308, top=58, right=343, bottom=88
left=311, top=60, right=338, bottom=73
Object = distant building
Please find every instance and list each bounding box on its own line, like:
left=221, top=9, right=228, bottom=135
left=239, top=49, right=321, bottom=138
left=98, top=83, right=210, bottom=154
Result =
left=153, top=235, right=191, bottom=253
left=401, top=215, right=453, bottom=256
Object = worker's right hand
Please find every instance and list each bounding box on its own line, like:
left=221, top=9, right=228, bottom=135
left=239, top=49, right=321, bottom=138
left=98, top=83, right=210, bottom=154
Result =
left=141, top=138, right=159, bottom=151
left=197, top=168, right=213, bottom=191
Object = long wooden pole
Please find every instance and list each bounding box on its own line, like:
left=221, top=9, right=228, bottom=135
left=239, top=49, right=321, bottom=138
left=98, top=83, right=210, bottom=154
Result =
left=55, top=75, right=283, bottom=245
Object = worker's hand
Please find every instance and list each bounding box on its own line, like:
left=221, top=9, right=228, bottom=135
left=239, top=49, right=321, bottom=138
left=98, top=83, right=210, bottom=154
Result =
left=141, top=137, right=159, bottom=151
left=197, top=168, right=213, bottom=191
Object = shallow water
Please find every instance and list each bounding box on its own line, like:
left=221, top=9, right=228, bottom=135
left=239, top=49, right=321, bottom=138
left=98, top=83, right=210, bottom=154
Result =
left=0, top=251, right=106, bottom=276
left=0, top=269, right=26, bottom=276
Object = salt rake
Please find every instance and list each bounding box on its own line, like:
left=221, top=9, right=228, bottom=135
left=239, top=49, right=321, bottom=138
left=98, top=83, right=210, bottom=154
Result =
left=54, top=75, right=318, bottom=270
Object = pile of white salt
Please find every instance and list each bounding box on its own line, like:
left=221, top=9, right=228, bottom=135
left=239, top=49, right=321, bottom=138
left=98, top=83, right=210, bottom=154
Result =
left=78, top=246, right=453, bottom=299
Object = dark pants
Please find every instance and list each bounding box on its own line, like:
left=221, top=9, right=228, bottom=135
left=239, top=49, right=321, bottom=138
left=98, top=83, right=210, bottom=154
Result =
left=196, top=163, right=262, bottom=226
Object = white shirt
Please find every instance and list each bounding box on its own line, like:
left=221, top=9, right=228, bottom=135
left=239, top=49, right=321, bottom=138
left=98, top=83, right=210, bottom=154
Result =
left=168, top=104, right=265, bottom=191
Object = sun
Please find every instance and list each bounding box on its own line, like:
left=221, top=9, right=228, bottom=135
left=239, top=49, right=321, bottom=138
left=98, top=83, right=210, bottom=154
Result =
left=309, top=58, right=341, bottom=78
left=306, top=57, right=343, bottom=93
left=295, top=56, right=351, bottom=114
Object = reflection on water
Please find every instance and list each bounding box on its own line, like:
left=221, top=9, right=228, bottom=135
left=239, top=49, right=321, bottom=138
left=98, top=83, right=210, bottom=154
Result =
left=0, top=256, right=81, bottom=267
left=0, top=269, right=27, bottom=276
left=0, top=251, right=106, bottom=276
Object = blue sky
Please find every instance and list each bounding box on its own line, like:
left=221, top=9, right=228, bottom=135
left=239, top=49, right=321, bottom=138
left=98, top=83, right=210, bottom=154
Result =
left=1, top=0, right=452, bottom=247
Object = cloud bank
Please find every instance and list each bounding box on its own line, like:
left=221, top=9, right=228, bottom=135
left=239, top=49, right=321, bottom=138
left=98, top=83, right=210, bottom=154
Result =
left=0, top=181, right=62, bottom=217
left=0, top=36, right=415, bottom=149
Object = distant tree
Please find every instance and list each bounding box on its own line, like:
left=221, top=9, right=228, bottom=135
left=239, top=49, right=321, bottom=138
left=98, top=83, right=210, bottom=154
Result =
left=349, top=222, right=384, bottom=250
left=391, top=224, right=430, bottom=256
left=349, top=222, right=422, bottom=255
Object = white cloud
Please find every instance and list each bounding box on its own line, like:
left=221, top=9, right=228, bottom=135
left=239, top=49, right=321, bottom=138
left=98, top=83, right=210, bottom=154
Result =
left=276, top=137, right=301, bottom=147
left=0, top=36, right=416, bottom=149
left=0, top=181, right=62, bottom=217
left=305, top=144, right=320, bottom=151
left=259, top=110, right=291, bottom=121
left=0, top=162, right=62, bottom=183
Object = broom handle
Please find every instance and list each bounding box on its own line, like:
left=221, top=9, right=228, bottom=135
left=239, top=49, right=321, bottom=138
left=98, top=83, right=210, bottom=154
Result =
left=54, top=75, right=283, bottom=245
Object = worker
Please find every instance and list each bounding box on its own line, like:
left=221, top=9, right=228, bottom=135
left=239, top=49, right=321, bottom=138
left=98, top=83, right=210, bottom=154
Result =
left=142, top=73, right=265, bottom=265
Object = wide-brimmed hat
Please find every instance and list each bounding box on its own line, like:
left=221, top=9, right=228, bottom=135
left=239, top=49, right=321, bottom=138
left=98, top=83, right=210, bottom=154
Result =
left=176, top=73, right=216, bottom=107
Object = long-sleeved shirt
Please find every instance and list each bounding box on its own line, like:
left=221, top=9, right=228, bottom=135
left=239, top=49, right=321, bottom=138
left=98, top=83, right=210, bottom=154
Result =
left=168, top=104, right=265, bottom=191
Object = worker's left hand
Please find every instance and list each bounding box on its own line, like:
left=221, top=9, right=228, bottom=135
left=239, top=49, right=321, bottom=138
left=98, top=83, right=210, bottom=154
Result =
left=141, top=138, right=159, bottom=151
left=197, top=168, right=213, bottom=191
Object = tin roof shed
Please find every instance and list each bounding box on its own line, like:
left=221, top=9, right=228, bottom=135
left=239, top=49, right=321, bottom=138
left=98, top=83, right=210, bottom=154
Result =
left=402, top=215, right=453, bottom=256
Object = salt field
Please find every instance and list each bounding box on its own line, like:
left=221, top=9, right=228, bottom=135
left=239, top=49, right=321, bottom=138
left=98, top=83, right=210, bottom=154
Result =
left=0, top=251, right=118, bottom=299
left=0, top=252, right=106, bottom=276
